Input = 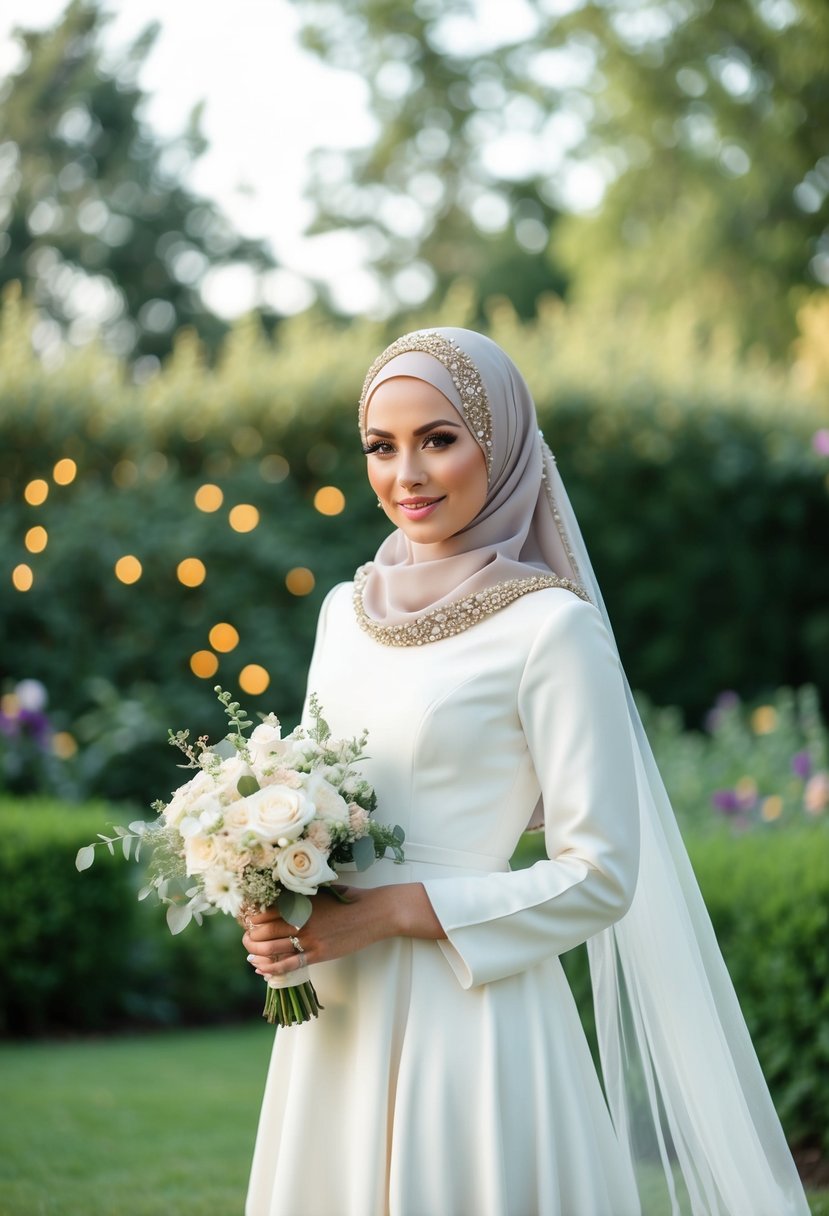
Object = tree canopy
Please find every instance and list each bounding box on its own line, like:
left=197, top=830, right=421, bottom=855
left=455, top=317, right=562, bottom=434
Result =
left=0, top=0, right=275, bottom=361
left=288, top=0, right=828, bottom=354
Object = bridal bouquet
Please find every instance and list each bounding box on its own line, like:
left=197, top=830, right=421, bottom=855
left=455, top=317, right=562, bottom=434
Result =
left=76, top=688, right=404, bottom=1026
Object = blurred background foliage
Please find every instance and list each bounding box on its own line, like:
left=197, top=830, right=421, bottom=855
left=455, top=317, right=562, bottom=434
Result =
left=1, top=280, right=828, bottom=807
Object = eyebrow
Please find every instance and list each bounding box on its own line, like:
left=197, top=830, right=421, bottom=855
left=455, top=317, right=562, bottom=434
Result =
left=365, top=419, right=463, bottom=438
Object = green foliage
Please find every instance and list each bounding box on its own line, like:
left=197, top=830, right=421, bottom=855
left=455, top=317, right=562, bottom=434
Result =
left=640, top=684, right=829, bottom=832
left=284, top=0, right=829, bottom=351
left=514, top=825, right=829, bottom=1154
left=1, top=293, right=827, bottom=803
left=0, top=1, right=274, bottom=359
left=0, top=797, right=261, bottom=1034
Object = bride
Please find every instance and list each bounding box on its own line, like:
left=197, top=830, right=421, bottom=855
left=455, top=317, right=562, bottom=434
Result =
left=242, top=327, right=808, bottom=1216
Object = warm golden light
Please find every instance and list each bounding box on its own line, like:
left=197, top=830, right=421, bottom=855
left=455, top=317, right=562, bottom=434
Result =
left=177, top=557, right=207, bottom=587
left=228, top=503, right=260, bottom=533
left=194, top=483, right=224, bottom=513
left=25, top=526, right=48, bottom=554
left=115, top=555, right=143, bottom=585
left=24, top=479, right=49, bottom=506
left=314, top=486, right=346, bottom=516
left=285, top=566, right=315, bottom=596
left=12, top=563, right=34, bottom=591
left=239, top=663, right=270, bottom=695
left=190, top=650, right=219, bottom=678
left=751, top=705, right=777, bottom=735
left=53, top=458, right=77, bottom=485
left=0, top=693, right=20, bottom=717
left=209, top=622, right=240, bottom=653
left=53, top=731, right=78, bottom=759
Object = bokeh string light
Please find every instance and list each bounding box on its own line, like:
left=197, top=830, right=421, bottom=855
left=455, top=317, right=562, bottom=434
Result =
left=24, top=526, right=48, bottom=554
left=177, top=557, right=207, bottom=587
left=24, top=479, right=48, bottom=506
left=12, top=563, right=34, bottom=591
left=195, top=483, right=224, bottom=512
left=209, top=622, right=239, bottom=652
left=239, top=663, right=270, bottom=695
left=53, top=458, right=77, bottom=486
left=285, top=567, right=315, bottom=596
left=114, top=555, right=143, bottom=585
left=190, top=650, right=219, bottom=678
left=313, top=486, right=346, bottom=516
left=228, top=503, right=260, bottom=532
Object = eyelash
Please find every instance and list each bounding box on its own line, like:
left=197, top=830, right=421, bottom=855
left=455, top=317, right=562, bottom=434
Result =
left=361, top=431, right=458, bottom=456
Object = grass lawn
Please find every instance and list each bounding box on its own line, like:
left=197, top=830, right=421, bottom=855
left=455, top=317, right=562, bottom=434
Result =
left=0, top=1023, right=826, bottom=1215
left=0, top=1022, right=272, bottom=1216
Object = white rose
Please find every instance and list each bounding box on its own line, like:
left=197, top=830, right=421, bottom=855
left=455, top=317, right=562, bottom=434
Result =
left=249, top=719, right=289, bottom=768
left=304, top=773, right=349, bottom=824
left=213, top=756, right=250, bottom=803
left=163, top=769, right=214, bottom=828
left=184, top=833, right=219, bottom=875
left=244, top=784, right=314, bottom=843
left=275, top=840, right=337, bottom=896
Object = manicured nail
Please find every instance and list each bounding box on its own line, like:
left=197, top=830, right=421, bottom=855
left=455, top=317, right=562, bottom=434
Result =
left=247, top=954, right=255, bottom=962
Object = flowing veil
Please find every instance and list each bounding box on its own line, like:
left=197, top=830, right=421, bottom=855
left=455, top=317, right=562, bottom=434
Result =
left=545, top=442, right=809, bottom=1216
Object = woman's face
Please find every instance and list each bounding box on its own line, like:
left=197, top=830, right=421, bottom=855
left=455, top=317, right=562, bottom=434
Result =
left=363, top=376, right=489, bottom=555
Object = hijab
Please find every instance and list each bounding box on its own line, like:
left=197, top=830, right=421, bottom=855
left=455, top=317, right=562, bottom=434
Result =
left=356, top=327, right=586, bottom=638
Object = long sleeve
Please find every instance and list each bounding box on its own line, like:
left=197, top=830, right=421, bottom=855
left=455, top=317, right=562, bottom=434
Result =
left=423, top=597, right=640, bottom=988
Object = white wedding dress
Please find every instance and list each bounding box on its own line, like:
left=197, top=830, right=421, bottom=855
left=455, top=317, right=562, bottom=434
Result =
left=246, top=581, right=644, bottom=1216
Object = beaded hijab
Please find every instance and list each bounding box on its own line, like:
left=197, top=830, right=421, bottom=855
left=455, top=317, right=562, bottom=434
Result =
left=355, top=327, right=809, bottom=1216
left=356, top=327, right=587, bottom=645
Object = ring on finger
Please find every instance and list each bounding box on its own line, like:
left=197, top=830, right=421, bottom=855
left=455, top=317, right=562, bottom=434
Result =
left=289, top=935, right=304, bottom=955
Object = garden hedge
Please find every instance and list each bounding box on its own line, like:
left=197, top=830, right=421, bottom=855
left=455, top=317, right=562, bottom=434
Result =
left=2, top=798, right=826, bottom=1155
left=0, top=798, right=261, bottom=1036
left=515, top=827, right=829, bottom=1155
left=1, top=289, right=828, bottom=805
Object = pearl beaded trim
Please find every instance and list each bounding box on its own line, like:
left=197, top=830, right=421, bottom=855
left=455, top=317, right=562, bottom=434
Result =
left=359, top=330, right=494, bottom=478
left=539, top=434, right=583, bottom=584
left=353, top=565, right=590, bottom=647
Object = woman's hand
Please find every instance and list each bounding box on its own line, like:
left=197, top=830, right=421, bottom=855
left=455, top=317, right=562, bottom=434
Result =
left=242, top=882, right=445, bottom=979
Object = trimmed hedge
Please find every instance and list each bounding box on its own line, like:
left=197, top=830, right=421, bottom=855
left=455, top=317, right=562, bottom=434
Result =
left=3, top=799, right=826, bottom=1154
left=0, top=798, right=261, bottom=1035
left=2, top=292, right=828, bottom=806
left=515, top=827, right=829, bottom=1154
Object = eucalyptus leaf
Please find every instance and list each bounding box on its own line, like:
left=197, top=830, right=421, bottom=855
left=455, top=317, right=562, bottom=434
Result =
left=352, top=833, right=376, bottom=872
left=75, top=845, right=96, bottom=872
left=121, top=836, right=132, bottom=860
left=392, top=824, right=405, bottom=843
left=166, top=903, right=192, bottom=935
left=211, top=738, right=236, bottom=760
left=277, top=890, right=312, bottom=929
left=137, top=884, right=153, bottom=901
left=237, top=774, right=260, bottom=797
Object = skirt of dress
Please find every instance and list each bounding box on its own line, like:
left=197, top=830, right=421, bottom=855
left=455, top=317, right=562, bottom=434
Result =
left=246, top=929, right=641, bottom=1216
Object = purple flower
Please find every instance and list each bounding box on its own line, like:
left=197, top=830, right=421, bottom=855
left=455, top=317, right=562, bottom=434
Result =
left=715, top=691, right=740, bottom=710
left=712, top=789, right=741, bottom=815
left=812, top=429, right=829, bottom=457
left=791, top=750, right=812, bottom=780
left=18, top=709, right=51, bottom=747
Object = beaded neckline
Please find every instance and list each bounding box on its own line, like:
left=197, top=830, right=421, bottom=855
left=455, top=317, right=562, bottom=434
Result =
left=358, top=330, right=494, bottom=478
left=353, top=565, right=590, bottom=647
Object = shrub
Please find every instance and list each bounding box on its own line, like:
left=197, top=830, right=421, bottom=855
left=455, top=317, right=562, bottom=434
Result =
left=0, top=798, right=260, bottom=1035
left=514, top=825, right=829, bottom=1153
left=1, top=291, right=828, bottom=805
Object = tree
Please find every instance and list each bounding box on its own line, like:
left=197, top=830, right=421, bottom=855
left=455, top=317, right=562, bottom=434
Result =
left=288, top=0, right=828, bottom=354
left=551, top=0, right=829, bottom=356
left=290, top=0, right=567, bottom=318
left=0, top=0, right=275, bottom=361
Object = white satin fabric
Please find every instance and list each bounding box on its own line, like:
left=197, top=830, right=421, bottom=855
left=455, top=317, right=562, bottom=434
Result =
left=246, top=582, right=644, bottom=1216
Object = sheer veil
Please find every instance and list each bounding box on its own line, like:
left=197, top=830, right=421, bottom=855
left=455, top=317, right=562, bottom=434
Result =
left=359, top=327, right=809, bottom=1215
left=549, top=450, right=809, bottom=1215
